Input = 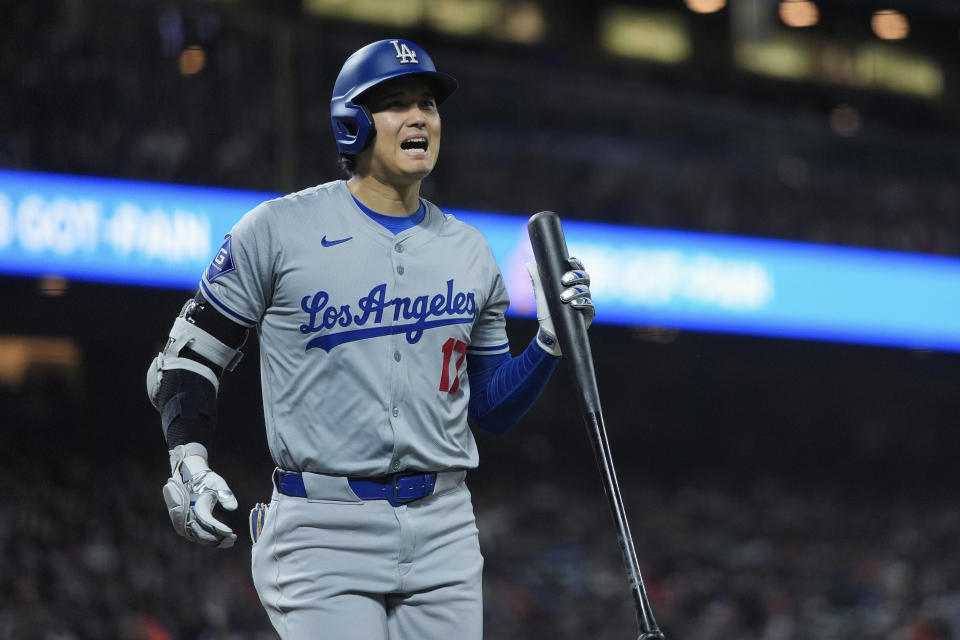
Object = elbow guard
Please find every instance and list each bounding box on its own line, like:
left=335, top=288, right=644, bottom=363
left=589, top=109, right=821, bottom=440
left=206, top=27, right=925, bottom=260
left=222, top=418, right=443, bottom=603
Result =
left=147, top=291, right=249, bottom=409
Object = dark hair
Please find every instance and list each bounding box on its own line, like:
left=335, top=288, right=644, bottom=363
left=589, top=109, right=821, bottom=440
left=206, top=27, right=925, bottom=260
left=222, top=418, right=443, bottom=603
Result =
left=338, top=153, right=356, bottom=177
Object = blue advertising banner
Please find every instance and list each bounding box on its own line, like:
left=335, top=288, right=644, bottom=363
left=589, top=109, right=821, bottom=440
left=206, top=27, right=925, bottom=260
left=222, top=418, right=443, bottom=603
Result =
left=2, top=169, right=959, bottom=352
left=0, top=169, right=265, bottom=288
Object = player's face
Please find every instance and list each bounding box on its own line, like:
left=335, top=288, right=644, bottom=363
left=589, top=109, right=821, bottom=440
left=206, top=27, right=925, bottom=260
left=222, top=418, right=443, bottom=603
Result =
left=362, top=77, right=441, bottom=187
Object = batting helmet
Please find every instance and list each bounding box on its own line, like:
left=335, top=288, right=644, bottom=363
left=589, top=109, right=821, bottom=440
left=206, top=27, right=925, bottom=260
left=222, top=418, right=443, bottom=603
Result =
left=331, top=39, right=458, bottom=155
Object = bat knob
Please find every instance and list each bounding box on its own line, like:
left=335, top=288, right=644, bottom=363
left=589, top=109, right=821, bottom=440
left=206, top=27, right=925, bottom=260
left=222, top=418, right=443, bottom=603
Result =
left=637, top=632, right=665, bottom=640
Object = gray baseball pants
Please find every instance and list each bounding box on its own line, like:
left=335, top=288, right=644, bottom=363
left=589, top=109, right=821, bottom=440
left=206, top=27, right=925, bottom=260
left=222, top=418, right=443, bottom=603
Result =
left=251, top=471, right=483, bottom=640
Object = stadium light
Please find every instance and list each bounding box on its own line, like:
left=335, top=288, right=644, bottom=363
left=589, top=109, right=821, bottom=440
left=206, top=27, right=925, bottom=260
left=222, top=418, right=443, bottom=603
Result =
left=829, top=104, right=861, bottom=137
left=0, top=336, right=81, bottom=387
left=684, top=0, right=726, bottom=15
left=871, top=10, right=909, bottom=40
left=502, top=2, right=546, bottom=43
left=600, top=7, right=692, bottom=64
left=427, top=0, right=500, bottom=36
left=779, top=0, right=819, bottom=28
left=38, top=274, right=69, bottom=296
left=178, top=46, right=205, bottom=75
left=303, top=0, right=423, bottom=26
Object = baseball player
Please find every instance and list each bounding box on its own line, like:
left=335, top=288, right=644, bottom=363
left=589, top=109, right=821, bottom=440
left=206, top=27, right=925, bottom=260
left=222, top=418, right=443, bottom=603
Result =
left=146, top=38, right=595, bottom=639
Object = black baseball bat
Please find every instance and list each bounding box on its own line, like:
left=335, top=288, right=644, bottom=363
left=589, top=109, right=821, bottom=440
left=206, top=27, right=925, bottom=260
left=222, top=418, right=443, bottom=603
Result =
left=528, top=211, right=664, bottom=640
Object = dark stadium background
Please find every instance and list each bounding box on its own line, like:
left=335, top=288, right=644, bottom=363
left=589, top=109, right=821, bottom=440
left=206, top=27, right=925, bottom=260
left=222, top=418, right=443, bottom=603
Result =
left=2, top=1, right=960, bottom=638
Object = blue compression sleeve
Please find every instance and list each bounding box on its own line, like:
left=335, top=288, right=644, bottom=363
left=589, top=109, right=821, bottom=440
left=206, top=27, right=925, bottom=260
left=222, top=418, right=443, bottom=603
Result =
left=467, top=338, right=560, bottom=435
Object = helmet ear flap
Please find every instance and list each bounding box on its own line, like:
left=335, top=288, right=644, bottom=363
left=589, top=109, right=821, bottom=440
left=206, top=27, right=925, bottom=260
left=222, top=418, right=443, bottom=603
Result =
left=359, top=104, right=376, bottom=143
left=331, top=102, right=376, bottom=154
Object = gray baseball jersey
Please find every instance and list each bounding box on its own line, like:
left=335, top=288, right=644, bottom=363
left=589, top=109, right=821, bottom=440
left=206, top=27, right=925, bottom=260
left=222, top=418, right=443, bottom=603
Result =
left=200, top=179, right=510, bottom=476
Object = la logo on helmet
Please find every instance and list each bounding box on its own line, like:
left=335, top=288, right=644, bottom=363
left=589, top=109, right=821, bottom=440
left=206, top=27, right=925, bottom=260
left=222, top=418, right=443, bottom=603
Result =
left=390, top=40, right=418, bottom=64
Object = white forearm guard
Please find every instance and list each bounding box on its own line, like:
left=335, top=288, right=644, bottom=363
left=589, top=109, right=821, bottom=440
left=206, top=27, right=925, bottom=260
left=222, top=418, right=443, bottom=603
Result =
left=146, top=301, right=245, bottom=408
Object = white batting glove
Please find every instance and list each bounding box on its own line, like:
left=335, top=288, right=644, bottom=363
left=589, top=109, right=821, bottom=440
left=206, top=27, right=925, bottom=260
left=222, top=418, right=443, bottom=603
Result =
left=526, top=257, right=596, bottom=356
left=163, top=442, right=238, bottom=548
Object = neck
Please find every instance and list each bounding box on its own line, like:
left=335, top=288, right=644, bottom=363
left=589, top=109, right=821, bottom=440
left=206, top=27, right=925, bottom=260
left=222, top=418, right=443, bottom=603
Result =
left=347, top=175, right=421, bottom=216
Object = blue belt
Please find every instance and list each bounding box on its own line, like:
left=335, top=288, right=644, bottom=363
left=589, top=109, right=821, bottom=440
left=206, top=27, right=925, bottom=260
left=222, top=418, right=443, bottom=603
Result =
left=274, top=469, right=438, bottom=507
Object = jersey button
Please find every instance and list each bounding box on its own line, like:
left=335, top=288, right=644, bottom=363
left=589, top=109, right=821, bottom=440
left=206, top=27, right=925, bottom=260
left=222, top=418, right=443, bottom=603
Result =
left=392, top=407, right=399, bottom=417
left=396, top=265, right=404, bottom=275
left=392, top=462, right=401, bottom=471
left=394, top=351, right=401, bottom=362
left=394, top=243, right=404, bottom=253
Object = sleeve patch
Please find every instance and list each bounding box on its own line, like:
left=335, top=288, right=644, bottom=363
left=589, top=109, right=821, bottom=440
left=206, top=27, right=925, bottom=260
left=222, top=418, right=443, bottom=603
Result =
left=206, top=236, right=236, bottom=282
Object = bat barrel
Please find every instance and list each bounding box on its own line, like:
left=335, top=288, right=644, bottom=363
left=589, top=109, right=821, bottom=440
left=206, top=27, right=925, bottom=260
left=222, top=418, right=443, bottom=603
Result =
left=527, top=211, right=600, bottom=415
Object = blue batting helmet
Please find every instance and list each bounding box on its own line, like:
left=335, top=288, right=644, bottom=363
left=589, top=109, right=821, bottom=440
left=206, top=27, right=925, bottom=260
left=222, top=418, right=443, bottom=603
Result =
left=330, top=39, right=458, bottom=155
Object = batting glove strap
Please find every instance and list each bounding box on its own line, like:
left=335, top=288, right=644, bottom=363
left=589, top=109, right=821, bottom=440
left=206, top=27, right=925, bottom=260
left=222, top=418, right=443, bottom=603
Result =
left=536, top=327, right=561, bottom=356
left=164, top=443, right=238, bottom=548
left=526, top=262, right=562, bottom=356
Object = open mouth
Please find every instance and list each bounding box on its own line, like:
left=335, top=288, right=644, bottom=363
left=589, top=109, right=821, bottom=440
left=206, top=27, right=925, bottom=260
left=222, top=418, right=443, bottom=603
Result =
left=400, top=137, right=428, bottom=152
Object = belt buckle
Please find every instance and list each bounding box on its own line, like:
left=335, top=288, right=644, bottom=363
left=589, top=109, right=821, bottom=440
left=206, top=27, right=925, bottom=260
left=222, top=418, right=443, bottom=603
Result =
left=390, top=472, right=418, bottom=506
left=389, top=472, right=433, bottom=507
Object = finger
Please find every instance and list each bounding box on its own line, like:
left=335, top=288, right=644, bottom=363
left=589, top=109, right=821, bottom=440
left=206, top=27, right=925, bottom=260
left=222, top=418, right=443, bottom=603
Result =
left=186, top=500, right=236, bottom=547
left=579, top=300, right=596, bottom=324
left=560, top=269, right=590, bottom=287
left=205, top=473, right=238, bottom=511
left=188, top=520, right=236, bottom=548
left=567, top=296, right=595, bottom=312
left=569, top=299, right=596, bottom=321
left=188, top=520, right=226, bottom=546
left=560, top=285, right=592, bottom=305
left=217, top=489, right=238, bottom=511
left=192, top=493, right=236, bottom=537
left=216, top=531, right=237, bottom=549
left=560, top=286, right=596, bottom=327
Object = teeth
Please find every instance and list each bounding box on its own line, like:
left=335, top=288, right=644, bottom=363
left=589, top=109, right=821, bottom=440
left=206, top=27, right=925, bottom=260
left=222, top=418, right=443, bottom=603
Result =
left=401, top=137, right=428, bottom=151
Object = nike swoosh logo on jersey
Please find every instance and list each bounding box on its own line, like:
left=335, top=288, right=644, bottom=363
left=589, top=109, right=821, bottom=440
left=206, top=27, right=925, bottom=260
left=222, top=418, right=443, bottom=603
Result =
left=321, top=235, right=353, bottom=247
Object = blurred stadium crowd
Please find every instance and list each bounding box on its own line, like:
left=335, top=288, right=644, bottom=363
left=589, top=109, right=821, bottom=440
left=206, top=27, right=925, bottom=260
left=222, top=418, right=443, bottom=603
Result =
left=3, top=0, right=960, bottom=639
left=3, top=392, right=960, bottom=640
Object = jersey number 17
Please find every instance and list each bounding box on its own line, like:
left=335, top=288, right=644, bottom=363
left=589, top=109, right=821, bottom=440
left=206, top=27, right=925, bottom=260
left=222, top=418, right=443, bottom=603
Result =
left=439, top=338, right=467, bottom=393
